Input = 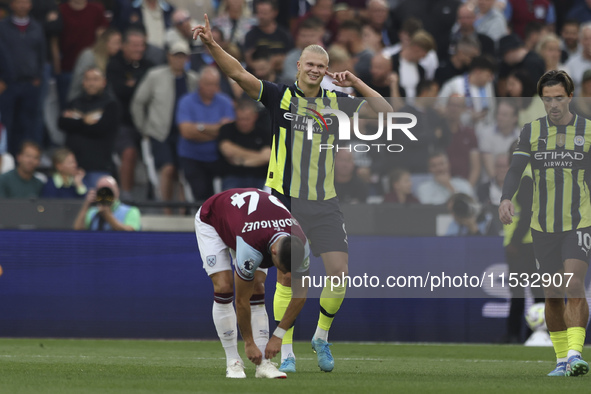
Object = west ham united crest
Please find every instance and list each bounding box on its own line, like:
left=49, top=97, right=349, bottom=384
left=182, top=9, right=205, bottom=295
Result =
left=206, top=255, right=216, bottom=267
left=556, top=134, right=566, bottom=147
left=244, top=259, right=254, bottom=271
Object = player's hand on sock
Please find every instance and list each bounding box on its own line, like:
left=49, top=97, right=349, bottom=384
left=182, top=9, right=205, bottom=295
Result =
left=265, top=336, right=281, bottom=360
left=245, top=342, right=262, bottom=365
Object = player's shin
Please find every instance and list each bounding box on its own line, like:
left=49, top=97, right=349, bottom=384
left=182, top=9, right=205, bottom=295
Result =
left=567, top=327, right=586, bottom=358
left=274, top=282, right=295, bottom=362
left=250, top=294, right=270, bottom=357
left=316, top=278, right=347, bottom=341
left=212, top=293, right=241, bottom=363
left=549, top=330, right=569, bottom=362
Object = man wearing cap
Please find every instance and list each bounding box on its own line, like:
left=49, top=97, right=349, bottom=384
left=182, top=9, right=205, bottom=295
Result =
left=131, top=41, right=198, bottom=213
left=498, top=33, right=546, bottom=95
left=73, top=175, right=141, bottom=231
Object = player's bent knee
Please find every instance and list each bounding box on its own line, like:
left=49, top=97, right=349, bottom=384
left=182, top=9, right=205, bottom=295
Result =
left=253, top=282, right=265, bottom=295
left=210, top=270, right=234, bottom=294
left=213, top=283, right=233, bottom=294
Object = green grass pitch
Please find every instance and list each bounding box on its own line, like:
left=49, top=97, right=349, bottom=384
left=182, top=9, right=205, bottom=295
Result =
left=0, top=339, right=589, bottom=393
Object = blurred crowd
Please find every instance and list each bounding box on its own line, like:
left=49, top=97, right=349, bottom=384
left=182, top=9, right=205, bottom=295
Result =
left=0, top=0, right=589, bottom=223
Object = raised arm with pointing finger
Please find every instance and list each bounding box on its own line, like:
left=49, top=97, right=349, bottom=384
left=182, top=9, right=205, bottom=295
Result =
left=193, top=15, right=261, bottom=99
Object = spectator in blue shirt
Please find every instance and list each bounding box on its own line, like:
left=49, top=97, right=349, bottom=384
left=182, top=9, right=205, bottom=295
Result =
left=176, top=66, right=234, bottom=201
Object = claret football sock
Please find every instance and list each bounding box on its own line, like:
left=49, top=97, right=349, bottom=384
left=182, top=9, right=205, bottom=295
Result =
left=212, top=294, right=240, bottom=363
left=549, top=330, right=569, bottom=363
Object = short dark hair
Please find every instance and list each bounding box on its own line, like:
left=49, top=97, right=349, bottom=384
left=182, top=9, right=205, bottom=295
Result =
left=562, top=18, right=580, bottom=30
left=416, top=79, right=438, bottom=97
left=400, top=17, right=422, bottom=36
left=389, top=167, right=410, bottom=185
left=468, top=55, right=496, bottom=73
left=256, top=0, right=278, bottom=11
left=300, top=16, right=324, bottom=31
left=524, top=21, right=544, bottom=40
left=277, top=236, right=305, bottom=274
left=211, top=25, right=225, bottom=42
left=251, top=47, right=271, bottom=62
left=428, top=150, right=448, bottom=162
left=19, top=140, right=41, bottom=155
left=339, top=20, right=363, bottom=35
left=123, top=26, right=146, bottom=43
left=537, top=69, right=575, bottom=97
left=509, top=68, right=537, bottom=97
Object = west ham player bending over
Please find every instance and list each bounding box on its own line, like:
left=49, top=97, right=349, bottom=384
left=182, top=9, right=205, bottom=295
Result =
left=195, top=188, right=309, bottom=378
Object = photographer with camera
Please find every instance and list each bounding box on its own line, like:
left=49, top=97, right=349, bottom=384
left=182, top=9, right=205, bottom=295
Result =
left=73, top=175, right=141, bottom=231
left=445, top=192, right=493, bottom=236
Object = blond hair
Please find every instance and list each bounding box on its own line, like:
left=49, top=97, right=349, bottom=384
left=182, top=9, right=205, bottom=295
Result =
left=296, top=44, right=329, bottom=81
left=410, top=30, right=436, bottom=53
left=92, top=28, right=121, bottom=73
left=327, top=44, right=350, bottom=64
left=52, top=147, right=74, bottom=167
left=536, top=32, right=561, bottom=54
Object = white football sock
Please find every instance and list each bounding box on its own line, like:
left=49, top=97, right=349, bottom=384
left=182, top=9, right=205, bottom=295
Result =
left=251, top=304, right=270, bottom=358
left=281, top=344, right=295, bottom=362
left=212, top=301, right=240, bottom=364
left=567, top=350, right=582, bottom=359
left=314, top=326, right=329, bottom=342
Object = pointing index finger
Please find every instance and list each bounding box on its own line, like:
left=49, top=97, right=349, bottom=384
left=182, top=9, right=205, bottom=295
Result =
left=204, top=13, right=210, bottom=28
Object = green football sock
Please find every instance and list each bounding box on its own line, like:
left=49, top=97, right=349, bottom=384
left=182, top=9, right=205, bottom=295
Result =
left=567, top=326, right=586, bottom=354
left=317, top=280, right=347, bottom=332
left=273, top=282, right=294, bottom=345
left=550, top=330, right=569, bottom=361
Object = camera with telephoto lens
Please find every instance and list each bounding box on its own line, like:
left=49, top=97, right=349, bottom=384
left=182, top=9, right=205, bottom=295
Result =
left=95, top=186, right=115, bottom=206
left=451, top=193, right=478, bottom=219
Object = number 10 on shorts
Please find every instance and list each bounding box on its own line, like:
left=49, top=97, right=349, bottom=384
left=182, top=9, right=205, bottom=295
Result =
left=576, top=230, right=591, bottom=255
